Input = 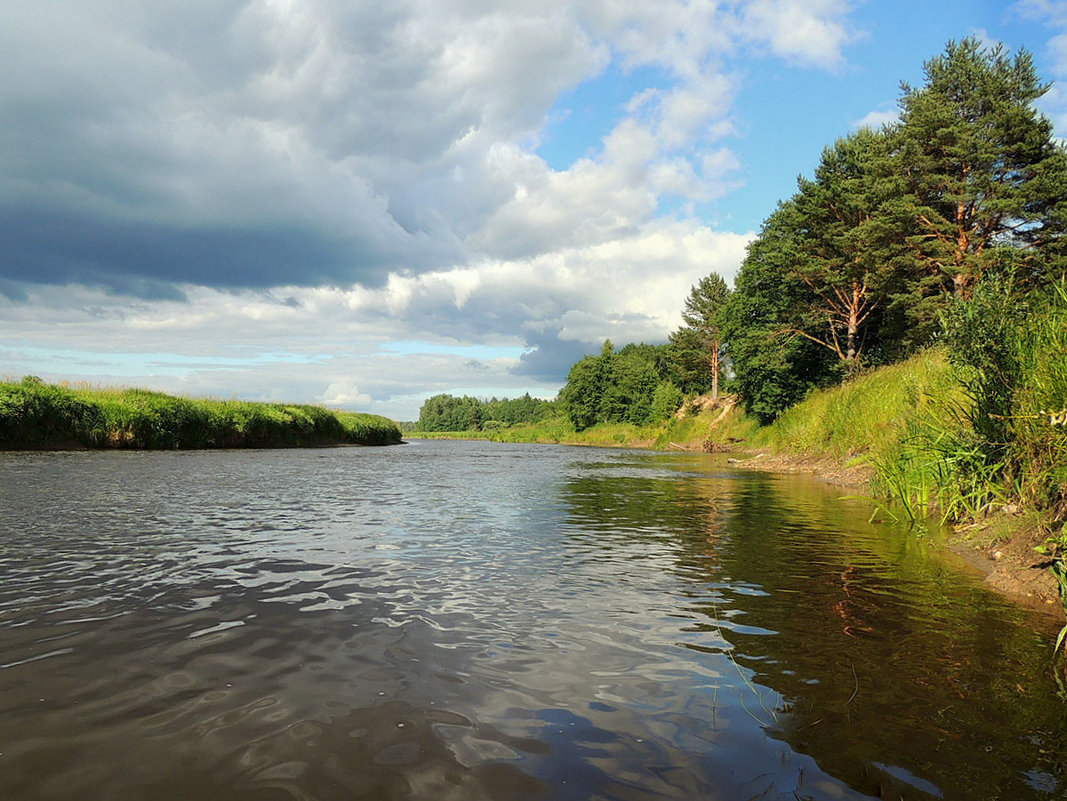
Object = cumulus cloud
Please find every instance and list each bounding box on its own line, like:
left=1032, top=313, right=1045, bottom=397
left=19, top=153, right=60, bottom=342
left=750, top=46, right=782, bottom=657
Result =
left=1012, top=1, right=1067, bottom=136
left=0, top=0, right=855, bottom=294
left=734, top=0, right=856, bottom=70
left=0, top=219, right=751, bottom=416
left=0, top=0, right=860, bottom=415
left=852, top=106, right=900, bottom=131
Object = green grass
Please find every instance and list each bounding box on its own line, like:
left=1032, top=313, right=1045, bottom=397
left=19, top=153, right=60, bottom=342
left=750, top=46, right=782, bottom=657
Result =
left=0, top=377, right=402, bottom=449
left=733, top=348, right=1021, bottom=524
left=752, top=350, right=959, bottom=461
left=406, top=401, right=754, bottom=451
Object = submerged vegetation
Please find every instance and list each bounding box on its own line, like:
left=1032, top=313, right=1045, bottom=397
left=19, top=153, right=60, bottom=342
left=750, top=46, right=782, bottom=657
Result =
left=0, top=377, right=402, bottom=449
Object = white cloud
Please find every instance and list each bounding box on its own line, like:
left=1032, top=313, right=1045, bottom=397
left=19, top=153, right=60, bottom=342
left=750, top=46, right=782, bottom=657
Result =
left=1012, top=1, right=1067, bottom=137
left=852, top=107, right=899, bottom=131
left=0, top=0, right=852, bottom=288
left=734, top=0, right=856, bottom=70
left=0, top=0, right=863, bottom=418
left=0, top=220, right=751, bottom=418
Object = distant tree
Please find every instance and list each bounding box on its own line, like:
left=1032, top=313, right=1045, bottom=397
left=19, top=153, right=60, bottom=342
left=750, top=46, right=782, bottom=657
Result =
left=560, top=342, right=612, bottom=431
left=651, top=380, right=683, bottom=421
left=559, top=340, right=678, bottom=430
left=482, top=393, right=553, bottom=426
left=601, top=347, right=659, bottom=425
left=416, top=394, right=482, bottom=431
left=669, top=273, right=731, bottom=398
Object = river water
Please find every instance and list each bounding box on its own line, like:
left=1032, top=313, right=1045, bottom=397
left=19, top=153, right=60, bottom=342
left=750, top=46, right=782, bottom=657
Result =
left=1, top=440, right=1065, bottom=800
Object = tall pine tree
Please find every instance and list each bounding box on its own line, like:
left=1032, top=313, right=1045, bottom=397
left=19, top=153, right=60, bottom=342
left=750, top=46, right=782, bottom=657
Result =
left=896, top=37, right=1067, bottom=298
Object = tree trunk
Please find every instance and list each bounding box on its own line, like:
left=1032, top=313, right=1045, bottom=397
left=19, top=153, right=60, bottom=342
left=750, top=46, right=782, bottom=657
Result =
left=846, top=282, right=858, bottom=363
left=710, top=338, right=720, bottom=401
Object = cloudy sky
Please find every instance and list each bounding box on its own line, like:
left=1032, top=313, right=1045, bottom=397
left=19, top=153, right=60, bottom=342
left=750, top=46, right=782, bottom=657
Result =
left=2, top=0, right=1066, bottom=420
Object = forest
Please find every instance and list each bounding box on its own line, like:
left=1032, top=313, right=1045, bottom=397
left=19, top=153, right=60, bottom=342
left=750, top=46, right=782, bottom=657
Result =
left=415, top=39, right=1067, bottom=548
left=551, top=38, right=1067, bottom=429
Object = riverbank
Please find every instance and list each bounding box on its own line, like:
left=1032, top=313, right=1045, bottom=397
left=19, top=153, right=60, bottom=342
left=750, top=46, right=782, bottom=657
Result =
left=723, top=447, right=1063, bottom=616
left=0, top=377, right=403, bottom=449
left=411, top=350, right=1065, bottom=622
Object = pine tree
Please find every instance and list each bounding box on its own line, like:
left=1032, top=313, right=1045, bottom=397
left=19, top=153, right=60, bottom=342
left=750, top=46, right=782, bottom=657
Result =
left=896, top=37, right=1067, bottom=298
left=669, top=273, right=731, bottom=399
left=719, top=202, right=838, bottom=422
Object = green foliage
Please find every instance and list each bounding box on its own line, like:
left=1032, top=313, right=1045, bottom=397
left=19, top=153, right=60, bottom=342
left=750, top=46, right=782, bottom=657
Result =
left=897, top=38, right=1067, bottom=297
left=651, top=380, right=683, bottom=421
left=559, top=353, right=606, bottom=431
left=791, top=128, right=911, bottom=367
left=757, top=350, right=956, bottom=460
left=601, top=346, right=659, bottom=425
left=415, top=392, right=554, bottom=432
left=0, top=379, right=401, bottom=449
left=720, top=202, right=839, bottom=423
left=336, top=411, right=404, bottom=446
left=0, top=377, right=106, bottom=446
left=416, top=394, right=483, bottom=432
left=668, top=273, right=731, bottom=397
left=559, top=341, right=676, bottom=431
left=722, top=37, right=1067, bottom=423
left=941, top=267, right=1029, bottom=451
left=1010, top=279, right=1067, bottom=520
left=867, top=276, right=1067, bottom=530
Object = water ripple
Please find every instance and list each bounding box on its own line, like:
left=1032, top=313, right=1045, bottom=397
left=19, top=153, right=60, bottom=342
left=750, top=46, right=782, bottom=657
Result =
left=0, top=443, right=1063, bottom=800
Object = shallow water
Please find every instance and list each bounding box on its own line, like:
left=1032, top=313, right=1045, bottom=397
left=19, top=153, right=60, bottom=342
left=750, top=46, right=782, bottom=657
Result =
left=0, top=440, right=1064, bottom=800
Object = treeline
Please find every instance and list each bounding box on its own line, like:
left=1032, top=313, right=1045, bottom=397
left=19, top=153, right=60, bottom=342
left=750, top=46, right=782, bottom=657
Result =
left=556, top=38, right=1067, bottom=430
left=415, top=392, right=555, bottom=432
left=414, top=337, right=700, bottom=433
left=558, top=277, right=731, bottom=431
left=0, top=376, right=403, bottom=449
left=721, top=38, right=1067, bottom=423
left=558, top=342, right=679, bottom=429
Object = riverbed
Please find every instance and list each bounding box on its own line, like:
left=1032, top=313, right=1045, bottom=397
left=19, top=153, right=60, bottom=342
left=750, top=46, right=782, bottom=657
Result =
left=1, top=440, right=1064, bottom=799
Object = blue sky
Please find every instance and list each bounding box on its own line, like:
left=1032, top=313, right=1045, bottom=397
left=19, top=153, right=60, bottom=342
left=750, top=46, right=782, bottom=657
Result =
left=2, top=1, right=1066, bottom=420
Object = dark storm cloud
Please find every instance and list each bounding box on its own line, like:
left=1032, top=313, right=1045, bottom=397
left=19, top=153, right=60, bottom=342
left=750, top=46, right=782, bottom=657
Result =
left=513, top=334, right=593, bottom=382
left=0, top=1, right=607, bottom=298
left=0, top=206, right=392, bottom=298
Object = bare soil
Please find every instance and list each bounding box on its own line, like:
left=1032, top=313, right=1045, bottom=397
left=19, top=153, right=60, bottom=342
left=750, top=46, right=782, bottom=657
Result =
left=949, top=520, right=1063, bottom=619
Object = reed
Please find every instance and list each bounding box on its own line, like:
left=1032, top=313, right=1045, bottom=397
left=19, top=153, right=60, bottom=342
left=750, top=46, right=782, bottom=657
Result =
left=0, top=377, right=402, bottom=449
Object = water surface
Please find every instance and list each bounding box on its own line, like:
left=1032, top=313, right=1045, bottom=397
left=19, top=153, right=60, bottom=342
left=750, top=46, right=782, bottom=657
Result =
left=1, top=440, right=1064, bottom=800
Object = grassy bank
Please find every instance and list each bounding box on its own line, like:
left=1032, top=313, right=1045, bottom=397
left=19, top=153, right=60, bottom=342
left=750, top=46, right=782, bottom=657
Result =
left=408, top=395, right=759, bottom=451
left=413, top=339, right=1064, bottom=547
left=0, top=377, right=402, bottom=449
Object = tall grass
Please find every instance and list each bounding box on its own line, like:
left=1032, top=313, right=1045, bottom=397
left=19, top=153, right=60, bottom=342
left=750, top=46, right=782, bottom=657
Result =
left=1010, top=280, right=1067, bottom=525
left=0, top=377, right=402, bottom=449
left=752, top=349, right=958, bottom=462
left=868, top=280, right=1067, bottom=527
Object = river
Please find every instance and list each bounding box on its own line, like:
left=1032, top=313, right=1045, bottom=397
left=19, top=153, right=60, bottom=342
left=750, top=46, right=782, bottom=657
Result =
left=1, top=440, right=1064, bottom=800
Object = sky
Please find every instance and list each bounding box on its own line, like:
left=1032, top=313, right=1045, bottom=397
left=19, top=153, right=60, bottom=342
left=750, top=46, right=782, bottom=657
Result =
left=3, top=0, right=1067, bottom=421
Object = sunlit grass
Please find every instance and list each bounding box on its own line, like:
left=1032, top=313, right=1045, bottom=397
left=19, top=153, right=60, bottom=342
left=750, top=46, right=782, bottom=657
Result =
left=752, top=350, right=959, bottom=460
left=0, top=377, right=402, bottom=449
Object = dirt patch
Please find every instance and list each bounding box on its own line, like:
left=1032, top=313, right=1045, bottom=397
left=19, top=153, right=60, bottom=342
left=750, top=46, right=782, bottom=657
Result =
left=949, top=519, right=1064, bottom=620
left=718, top=449, right=872, bottom=489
